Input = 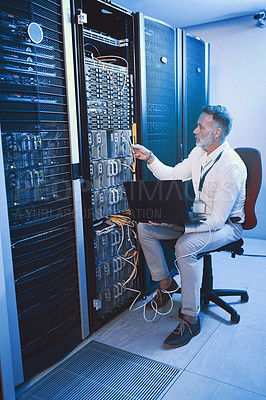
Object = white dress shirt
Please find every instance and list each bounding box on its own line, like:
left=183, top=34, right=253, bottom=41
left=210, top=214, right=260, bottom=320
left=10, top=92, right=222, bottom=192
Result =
left=148, top=141, right=247, bottom=233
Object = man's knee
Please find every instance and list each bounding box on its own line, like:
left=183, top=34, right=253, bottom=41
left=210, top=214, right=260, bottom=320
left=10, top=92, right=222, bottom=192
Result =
left=136, top=222, right=147, bottom=239
left=137, top=222, right=157, bottom=244
left=175, top=235, right=197, bottom=259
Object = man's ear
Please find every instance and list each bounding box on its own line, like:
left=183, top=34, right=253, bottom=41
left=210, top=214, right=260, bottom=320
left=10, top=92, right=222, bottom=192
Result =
left=214, top=127, right=222, bottom=139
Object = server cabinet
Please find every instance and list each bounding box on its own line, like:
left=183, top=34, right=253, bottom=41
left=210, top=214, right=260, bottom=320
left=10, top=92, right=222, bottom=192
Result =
left=0, top=126, right=19, bottom=398
left=73, top=0, right=138, bottom=332
left=182, top=32, right=210, bottom=158
left=135, top=16, right=210, bottom=296
left=0, top=0, right=88, bottom=382
left=135, top=14, right=181, bottom=295
left=135, top=14, right=181, bottom=181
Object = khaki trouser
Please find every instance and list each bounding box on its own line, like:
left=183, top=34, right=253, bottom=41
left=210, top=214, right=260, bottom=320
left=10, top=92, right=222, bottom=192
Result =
left=137, top=221, right=243, bottom=317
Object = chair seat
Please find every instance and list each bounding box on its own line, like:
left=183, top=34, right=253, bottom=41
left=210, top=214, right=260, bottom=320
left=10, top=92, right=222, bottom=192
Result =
left=210, top=238, right=243, bottom=252
left=166, top=238, right=244, bottom=256
left=198, top=238, right=244, bottom=259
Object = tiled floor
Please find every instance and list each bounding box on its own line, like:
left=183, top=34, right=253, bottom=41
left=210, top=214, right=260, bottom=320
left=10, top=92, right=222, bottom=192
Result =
left=17, top=238, right=266, bottom=399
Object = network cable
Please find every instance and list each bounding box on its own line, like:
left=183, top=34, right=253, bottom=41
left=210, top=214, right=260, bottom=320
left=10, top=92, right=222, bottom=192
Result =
left=94, top=55, right=129, bottom=93
left=120, top=132, right=136, bottom=174
left=107, top=213, right=139, bottom=286
left=129, top=219, right=212, bottom=322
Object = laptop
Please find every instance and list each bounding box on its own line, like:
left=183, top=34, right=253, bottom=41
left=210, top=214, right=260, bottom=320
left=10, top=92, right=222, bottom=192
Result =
left=123, top=180, right=198, bottom=224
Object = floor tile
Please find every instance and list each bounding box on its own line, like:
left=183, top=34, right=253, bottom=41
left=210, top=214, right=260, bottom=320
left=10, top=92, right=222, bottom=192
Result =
left=232, top=288, right=266, bottom=331
left=92, top=302, right=221, bottom=370
left=205, top=238, right=266, bottom=293
left=210, top=252, right=251, bottom=290
left=242, top=238, right=266, bottom=255
left=163, top=371, right=266, bottom=400
left=245, top=261, right=266, bottom=293
left=187, top=324, right=266, bottom=396
left=16, top=238, right=266, bottom=400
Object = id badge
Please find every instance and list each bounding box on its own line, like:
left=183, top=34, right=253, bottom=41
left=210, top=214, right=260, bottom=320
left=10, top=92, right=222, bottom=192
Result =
left=193, top=199, right=206, bottom=214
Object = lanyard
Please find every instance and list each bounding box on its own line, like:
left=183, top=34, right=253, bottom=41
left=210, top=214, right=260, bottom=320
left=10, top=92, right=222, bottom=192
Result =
left=198, top=151, right=223, bottom=194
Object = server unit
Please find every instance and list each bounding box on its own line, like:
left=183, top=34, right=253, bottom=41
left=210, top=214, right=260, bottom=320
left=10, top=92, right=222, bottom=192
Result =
left=0, top=0, right=88, bottom=383
left=73, top=0, right=138, bottom=332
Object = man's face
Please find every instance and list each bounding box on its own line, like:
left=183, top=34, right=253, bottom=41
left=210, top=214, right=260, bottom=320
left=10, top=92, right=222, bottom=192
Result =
left=193, top=113, right=215, bottom=150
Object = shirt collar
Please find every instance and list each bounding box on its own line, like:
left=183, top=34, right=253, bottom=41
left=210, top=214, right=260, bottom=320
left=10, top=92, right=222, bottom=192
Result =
left=200, top=141, right=228, bottom=169
left=205, top=140, right=228, bottom=161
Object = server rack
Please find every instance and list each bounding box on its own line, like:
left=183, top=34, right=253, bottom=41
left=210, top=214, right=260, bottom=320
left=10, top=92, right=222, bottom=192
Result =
left=0, top=0, right=210, bottom=391
left=135, top=14, right=181, bottom=295
left=0, top=171, right=17, bottom=400
left=73, top=0, right=139, bottom=332
left=0, top=0, right=88, bottom=383
left=182, top=32, right=210, bottom=211
left=135, top=14, right=210, bottom=296
left=182, top=32, right=210, bottom=158
left=135, top=14, right=181, bottom=181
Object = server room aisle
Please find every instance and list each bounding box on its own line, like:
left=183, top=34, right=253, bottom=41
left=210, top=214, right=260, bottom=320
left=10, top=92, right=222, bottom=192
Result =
left=16, top=238, right=266, bottom=400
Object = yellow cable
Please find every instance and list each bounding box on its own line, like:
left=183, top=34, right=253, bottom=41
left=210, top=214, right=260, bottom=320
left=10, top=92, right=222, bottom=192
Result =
left=121, top=135, right=134, bottom=159
left=95, top=55, right=129, bottom=93
left=107, top=213, right=139, bottom=284
left=121, top=163, right=135, bottom=173
left=120, top=134, right=136, bottom=174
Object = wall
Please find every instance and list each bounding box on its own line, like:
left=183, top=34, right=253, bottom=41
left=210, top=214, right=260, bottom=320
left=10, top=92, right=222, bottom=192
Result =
left=185, top=15, right=266, bottom=239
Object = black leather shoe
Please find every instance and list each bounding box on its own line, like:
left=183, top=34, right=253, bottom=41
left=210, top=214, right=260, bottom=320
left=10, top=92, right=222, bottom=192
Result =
left=146, top=279, right=179, bottom=310
left=164, top=318, right=201, bottom=348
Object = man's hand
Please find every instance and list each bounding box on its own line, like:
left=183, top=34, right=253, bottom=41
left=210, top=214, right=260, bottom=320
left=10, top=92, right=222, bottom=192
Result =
left=147, top=221, right=185, bottom=233
left=132, top=144, right=154, bottom=164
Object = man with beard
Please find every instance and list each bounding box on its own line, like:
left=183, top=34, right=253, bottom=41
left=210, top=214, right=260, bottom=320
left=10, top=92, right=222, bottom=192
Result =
left=132, top=105, right=247, bottom=348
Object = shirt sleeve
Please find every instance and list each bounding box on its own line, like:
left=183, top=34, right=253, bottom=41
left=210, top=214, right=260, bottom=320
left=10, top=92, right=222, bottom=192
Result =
left=184, top=162, right=246, bottom=234
left=148, top=148, right=199, bottom=181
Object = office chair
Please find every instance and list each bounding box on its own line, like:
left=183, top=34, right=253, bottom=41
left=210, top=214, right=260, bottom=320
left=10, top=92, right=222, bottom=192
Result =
left=168, top=147, right=262, bottom=323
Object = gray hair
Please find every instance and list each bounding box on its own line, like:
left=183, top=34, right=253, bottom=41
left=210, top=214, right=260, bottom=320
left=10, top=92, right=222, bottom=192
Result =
left=202, top=105, right=233, bottom=137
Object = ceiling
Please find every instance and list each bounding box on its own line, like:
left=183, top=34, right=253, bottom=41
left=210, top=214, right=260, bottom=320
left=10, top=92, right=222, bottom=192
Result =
left=112, top=0, right=266, bottom=28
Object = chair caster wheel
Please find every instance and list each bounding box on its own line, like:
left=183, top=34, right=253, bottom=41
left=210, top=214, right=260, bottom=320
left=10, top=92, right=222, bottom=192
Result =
left=241, top=293, right=249, bottom=303
left=231, top=312, right=240, bottom=324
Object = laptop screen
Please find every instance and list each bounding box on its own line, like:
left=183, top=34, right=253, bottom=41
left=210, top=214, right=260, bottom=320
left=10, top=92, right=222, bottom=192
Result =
left=123, top=180, right=190, bottom=224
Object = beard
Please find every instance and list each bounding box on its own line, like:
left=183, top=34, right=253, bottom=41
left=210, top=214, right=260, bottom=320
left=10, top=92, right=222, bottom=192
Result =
left=196, top=129, right=214, bottom=150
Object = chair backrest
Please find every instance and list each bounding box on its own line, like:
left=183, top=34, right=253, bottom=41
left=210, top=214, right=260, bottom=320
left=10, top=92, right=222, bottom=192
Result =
left=235, top=148, right=262, bottom=230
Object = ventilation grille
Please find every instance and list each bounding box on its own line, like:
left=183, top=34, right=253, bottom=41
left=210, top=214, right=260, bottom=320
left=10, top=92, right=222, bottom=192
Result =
left=0, top=0, right=81, bottom=373
left=16, top=341, right=181, bottom=400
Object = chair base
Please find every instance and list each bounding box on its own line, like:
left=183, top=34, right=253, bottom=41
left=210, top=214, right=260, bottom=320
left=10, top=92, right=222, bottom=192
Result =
left=166, top=238, right=249, bottom=323
left=201, top=290, right=249, bottom=323
left=201, top=253, right=249, bottom=324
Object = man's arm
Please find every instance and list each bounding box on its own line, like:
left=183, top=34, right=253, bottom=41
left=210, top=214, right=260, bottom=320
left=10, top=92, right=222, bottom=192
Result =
left=133, top=143, right=196, bottom=181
